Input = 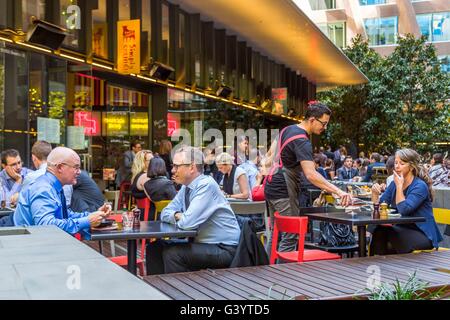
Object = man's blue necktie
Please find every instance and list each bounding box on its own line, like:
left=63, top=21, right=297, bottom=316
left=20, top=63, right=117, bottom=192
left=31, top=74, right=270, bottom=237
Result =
left=60, top=190, right=68, bottom=219
left=184, top=187, right=191, bottom=211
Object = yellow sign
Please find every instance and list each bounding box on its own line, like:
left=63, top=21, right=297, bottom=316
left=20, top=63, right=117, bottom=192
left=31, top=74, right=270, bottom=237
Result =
left=117, top=19, right=140, bottom=74
left=130, top=112, right=149, bottom=136
left=102, top=112, right=128, bottom=136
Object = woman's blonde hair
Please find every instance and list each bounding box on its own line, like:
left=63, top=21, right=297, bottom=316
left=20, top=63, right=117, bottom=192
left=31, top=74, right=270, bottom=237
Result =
left=131, top=150, right=152, bottom=182
left=215, top=152, right=234, bottom=165
left=395, top=148, right=434, bottom=201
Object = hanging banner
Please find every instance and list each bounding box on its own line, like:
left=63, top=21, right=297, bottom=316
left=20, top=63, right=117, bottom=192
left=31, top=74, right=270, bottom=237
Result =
left=117, top=19, right=140, bottom=74
left=272, top=88, right=288, bottom=115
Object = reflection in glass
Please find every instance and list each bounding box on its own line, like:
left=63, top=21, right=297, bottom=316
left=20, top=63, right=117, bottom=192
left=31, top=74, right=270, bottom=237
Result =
left=417, top=12, right=450, bottom=42
left=439, top=55, right=450, bottom=73
left=318, top=22, right=346, bottom=48
left=21, top=0, right=45, bottom=32
left=92, top=0, right=108, bottom=59
left=141, top=0, right=152, bottom=68
left=364, top=17, right=397, bottom=46
left=162, top=3, right=170, bottom=65
left=119, top=0, right=131, bottom=21
left=359, top=0, right=385, bottom=5
left=60, top=0, right=80, bottom=49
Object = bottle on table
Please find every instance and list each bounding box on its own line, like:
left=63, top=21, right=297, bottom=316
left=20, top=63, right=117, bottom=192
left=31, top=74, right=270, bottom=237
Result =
left=372, top=203, right=380, bottom=219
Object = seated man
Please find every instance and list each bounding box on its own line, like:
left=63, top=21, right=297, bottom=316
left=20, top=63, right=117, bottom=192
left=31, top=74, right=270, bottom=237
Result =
left=336, top=156, right=358, bottom=181
left=146, top=147, right=241, bottom=275
left=0, top=149, right=33, bottom=207
left=13, top=147, right=109, bottom=239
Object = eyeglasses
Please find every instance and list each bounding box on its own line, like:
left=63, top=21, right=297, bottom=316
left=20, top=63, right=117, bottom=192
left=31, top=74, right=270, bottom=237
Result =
left=61, top=162, right=81, bottom=171
left=172, top=163, right=191, bottom=171
left=314, top=118, right=328, bottom=128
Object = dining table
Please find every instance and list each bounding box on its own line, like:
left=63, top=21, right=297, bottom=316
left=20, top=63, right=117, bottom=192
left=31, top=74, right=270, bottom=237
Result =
left=91, top=221, right=197, bottom=275
left=302, top=207, right=426, bottom=257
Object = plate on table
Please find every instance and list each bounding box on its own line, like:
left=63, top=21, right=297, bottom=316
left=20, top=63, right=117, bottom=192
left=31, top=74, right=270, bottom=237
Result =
left=91, top=223, right=118, bottom=231
left=91, top=219, right=118, bottom=231
left=387, top=209, right=401, bottom=217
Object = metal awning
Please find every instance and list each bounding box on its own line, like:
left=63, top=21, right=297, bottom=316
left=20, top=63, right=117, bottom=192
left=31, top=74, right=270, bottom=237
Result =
left=169, top=0, right=368, bottom=88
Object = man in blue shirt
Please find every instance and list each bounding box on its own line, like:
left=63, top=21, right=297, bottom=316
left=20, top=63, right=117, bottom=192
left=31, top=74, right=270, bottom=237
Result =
left=146, top=146, right=241, bottom=275
left=14, top=147, right=110, bottom=239
left=362, top=153, right=386, bottom=182
left=0, top=149, right=33, bottom=207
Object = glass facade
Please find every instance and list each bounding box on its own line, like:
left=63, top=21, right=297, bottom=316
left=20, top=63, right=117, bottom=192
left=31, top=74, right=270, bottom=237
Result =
left=21, top=0, right=46, bottom=32
left=118, top=0, right=131, bottom=21
left=60, top=0, right=80, bottom=49
left=364, top=17, right=398, bottom=46
left=318, top=22, right=346, bottom=48
left=0, top=0, right=6, bottom=28
left=309, top=0, right=337, bottom=10
left=92, top=0, right=108, bottom=59
left=162, top=3, right=170, bottom=66
left=141, top=0, right=152, bottom=68
left=359, top=0, right=386, bottom=5
left=439, top=55, right=450, bottom=73
left=417, top=12, right=450, bottom=42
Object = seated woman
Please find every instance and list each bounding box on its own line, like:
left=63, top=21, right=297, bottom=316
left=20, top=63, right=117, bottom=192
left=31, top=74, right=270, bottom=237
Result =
left=216, top=152, right=250, bottom=200
left=130, top=150, right=153, bottom=200
left=143, top=157, right=177, bottom=203
left=370, top=148, right=443, bottom=255
left=324, top=158, right=335, bottom=180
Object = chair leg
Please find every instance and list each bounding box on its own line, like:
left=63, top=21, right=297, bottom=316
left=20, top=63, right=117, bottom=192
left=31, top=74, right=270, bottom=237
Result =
left=110, top=240, right=116, bottom=257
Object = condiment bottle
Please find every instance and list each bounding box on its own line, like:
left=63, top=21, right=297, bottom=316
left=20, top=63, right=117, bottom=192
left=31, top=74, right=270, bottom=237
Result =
left=372, top=203, right=380, bottom=219
left=380, top=202, right=388, bottom=219
left=132, top=208, right=141, bottom=230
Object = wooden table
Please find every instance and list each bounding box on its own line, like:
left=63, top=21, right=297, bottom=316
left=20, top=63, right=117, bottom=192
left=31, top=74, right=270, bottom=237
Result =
left=91, top=221, right=197, bottom=275
left=303, top=210, right=426, bottom=257
left=143, top=250, right=450, bottom=300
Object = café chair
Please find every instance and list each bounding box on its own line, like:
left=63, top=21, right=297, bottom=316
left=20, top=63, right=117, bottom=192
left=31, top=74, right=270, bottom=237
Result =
left=118, top=181, right=131, bottom=210
left=154, top=200, right=171, bottom=221
left=270, top=212, right=341, bottom=264
left=413, top=208, right=450, bottom=253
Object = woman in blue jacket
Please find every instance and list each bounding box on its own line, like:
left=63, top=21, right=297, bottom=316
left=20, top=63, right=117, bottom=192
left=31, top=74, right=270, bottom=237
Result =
left=370, top=148, right=442, bottom=255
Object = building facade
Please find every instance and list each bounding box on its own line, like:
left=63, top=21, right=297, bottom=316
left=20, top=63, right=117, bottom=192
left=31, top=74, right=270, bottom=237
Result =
left=298, top=0, right=450, bottom=71
left=0, top=0, right=365, bottom=182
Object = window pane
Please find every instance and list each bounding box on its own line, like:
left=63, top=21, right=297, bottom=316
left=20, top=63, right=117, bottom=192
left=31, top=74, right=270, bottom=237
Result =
left=439, top=55, right=450, bottom=73
left=364, top=17, right=397, bottom=45
left=162, top=3, right=170, bottom=65
left=417, top=14, right=432, bottom=41
left=141, top=0, right=152, bottom=68
left=309, top=0, right=337, bottom=10
left=359, top=0, right=386, bottom=5
left=22, top=0, right=45, bottom=32
left=118, top=0, right=130, bottom=21
left=432, top=12, right=450, bottom=42
left=0, top=0, right=6, bottom=27
left=60, top=0, right=80, bottom=49
left=92, top=0, right=108, bottom=59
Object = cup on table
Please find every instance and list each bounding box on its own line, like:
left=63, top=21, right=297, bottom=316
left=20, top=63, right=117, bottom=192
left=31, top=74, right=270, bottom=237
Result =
left=122, top=211, right=134, bottom=231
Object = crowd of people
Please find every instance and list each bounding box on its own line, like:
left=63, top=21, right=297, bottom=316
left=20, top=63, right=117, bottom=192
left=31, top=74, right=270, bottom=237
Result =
left=0, top=101, right=448, bottom=275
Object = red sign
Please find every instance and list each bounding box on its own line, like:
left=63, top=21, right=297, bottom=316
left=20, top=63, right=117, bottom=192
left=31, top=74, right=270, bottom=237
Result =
left=167, top=113, right=180, bottom=137
left=74, top=111, right=101, bottom=136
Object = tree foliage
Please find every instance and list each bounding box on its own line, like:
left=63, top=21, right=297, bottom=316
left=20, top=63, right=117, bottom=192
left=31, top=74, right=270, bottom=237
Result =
left=319, top=34, right=450, bottom=154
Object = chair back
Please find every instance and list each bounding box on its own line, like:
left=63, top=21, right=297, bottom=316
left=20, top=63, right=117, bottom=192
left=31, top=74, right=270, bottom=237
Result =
left=154, top=200, right=171, bottom=220
left=270, top=212, right=308, bottom=264
left=118, top=181, right=131, bottom=209
left=104, top=190, right=120, bottom=212
left=133, top=197, right=151, bottom=260
left=229, top=201, right=266, bottom=215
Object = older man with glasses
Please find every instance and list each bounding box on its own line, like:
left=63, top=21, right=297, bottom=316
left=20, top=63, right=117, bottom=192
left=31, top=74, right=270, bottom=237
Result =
left=13, top=147, right=110, bottom=239
left=0, top=149, right=33, bottom=208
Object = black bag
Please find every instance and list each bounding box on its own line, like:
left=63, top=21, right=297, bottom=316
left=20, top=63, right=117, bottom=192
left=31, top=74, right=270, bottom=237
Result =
left=318, top=222, right=356, bottom=247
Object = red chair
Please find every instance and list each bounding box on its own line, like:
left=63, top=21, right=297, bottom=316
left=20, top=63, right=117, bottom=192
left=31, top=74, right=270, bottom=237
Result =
left=270, top=212, right=341, bottom=264
left=108, top=200, right=150, bottom=276
left=118, top=181, right=131, bottom=210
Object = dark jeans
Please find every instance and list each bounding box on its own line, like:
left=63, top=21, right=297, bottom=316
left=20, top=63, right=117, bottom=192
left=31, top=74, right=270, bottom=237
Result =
left=369, top=224, right=433, bottom=255
left=0, top=213, right=14, bottom=227
left=146, top=239, right=237, bottom=275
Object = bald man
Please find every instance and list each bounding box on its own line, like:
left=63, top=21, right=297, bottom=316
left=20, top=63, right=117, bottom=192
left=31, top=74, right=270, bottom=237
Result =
left=14, top=147, right=110, bottom=239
